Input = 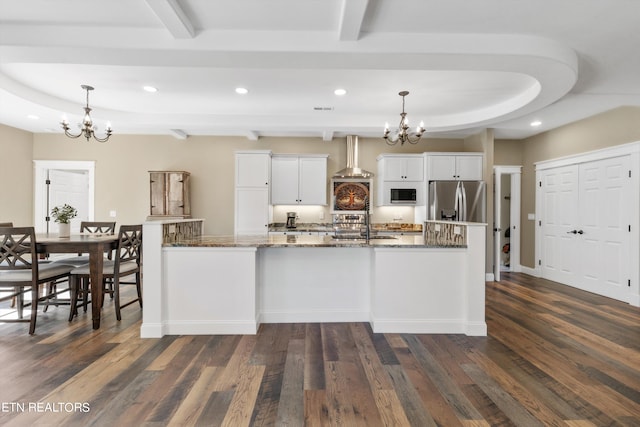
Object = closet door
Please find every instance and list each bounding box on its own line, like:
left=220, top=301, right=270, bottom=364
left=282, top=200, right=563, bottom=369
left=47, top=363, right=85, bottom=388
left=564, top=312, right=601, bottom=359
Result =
left=577, top=156, right=630, bottom=300
left=540, top=165, right=579, bottom=285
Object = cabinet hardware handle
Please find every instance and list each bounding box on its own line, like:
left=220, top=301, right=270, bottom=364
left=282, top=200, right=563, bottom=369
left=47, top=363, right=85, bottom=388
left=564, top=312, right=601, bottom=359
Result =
left=577, top=230, right=584, bottom=234
left=566, top=230, right=577, bottom=234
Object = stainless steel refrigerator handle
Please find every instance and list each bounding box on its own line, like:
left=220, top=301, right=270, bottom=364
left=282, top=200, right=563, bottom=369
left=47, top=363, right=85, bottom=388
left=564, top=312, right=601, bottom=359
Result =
left=461, top=182, right=467, bottom=222
left=454, top=181, right=461, bottom=221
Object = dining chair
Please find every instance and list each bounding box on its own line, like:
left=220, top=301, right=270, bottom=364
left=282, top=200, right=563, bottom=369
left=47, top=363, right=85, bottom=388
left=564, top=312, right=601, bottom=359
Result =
left=54, top=221, right=117, bottom=266
left=0, top=226, right=75, bottom=334
left=49, top=221, right=117, bottom=312
left=69, top=224, right=142, bottom=321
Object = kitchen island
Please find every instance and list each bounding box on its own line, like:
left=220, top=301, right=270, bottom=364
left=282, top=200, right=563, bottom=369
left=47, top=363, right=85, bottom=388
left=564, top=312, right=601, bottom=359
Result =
left=141, top=219, right=487, bottom=338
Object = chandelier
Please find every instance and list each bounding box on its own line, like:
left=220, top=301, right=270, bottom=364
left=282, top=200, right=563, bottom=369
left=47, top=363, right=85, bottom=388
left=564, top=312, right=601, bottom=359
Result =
left=383, top=91, right=425, bottom=145
left=61, top=85, right=112, bottom=143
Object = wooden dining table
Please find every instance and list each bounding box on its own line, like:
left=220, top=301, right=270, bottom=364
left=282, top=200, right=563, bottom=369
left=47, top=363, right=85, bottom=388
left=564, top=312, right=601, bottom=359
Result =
left=36, top=233, right=119, bottom=330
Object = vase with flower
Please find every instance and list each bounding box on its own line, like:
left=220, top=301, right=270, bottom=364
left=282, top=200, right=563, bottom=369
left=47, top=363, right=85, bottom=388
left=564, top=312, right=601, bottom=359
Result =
left=50, top=204, right=77, bottom=237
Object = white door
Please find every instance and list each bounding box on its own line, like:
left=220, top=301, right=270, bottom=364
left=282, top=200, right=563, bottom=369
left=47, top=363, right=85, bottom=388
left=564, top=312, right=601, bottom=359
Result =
left=576, top=156, right=630, bottom=300
left=34, top=160, right=95, bottom=233
left=48, top=169, right=89, bottom=232
left=540, top=165, right=579, bottom=284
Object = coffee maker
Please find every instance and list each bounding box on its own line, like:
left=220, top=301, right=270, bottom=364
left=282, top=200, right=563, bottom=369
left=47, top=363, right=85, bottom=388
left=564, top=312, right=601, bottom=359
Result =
left=286, top=212, right=298, bottom=229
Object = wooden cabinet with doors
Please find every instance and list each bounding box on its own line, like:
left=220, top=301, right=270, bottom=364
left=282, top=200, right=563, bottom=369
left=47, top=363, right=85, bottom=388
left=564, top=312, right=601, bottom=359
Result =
left=149, top=171, right=191, bottom=218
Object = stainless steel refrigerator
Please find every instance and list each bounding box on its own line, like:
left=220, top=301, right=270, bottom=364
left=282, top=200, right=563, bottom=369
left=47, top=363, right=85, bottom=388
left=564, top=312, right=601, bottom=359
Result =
left=428, top=180, right=486, bottom=222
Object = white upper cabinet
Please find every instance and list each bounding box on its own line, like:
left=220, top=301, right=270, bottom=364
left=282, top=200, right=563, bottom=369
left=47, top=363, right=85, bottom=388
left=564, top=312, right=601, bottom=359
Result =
left=426, top=153, right=483, bottom=181
left=236, top=150, right=271, bottom=188
left=379, top=155, right=424, bottom=181
left=271, top=154, right=328, bottom=205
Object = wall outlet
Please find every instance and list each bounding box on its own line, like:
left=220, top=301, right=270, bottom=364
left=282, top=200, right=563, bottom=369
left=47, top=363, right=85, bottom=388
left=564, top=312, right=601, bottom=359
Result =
left=109, top=210, right=117, bottom=218
left=434, top=224, right=441, bottom=232
left=454, top=226, right=461, bottom=235
left=319, top=211, right=325, bottom=220
left=527, top=213, right=535, bottom=220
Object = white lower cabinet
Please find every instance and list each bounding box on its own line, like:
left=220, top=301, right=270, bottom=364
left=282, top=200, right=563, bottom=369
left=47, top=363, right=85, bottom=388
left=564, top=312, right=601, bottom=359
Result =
left=235, top=188, right=270, bottom=235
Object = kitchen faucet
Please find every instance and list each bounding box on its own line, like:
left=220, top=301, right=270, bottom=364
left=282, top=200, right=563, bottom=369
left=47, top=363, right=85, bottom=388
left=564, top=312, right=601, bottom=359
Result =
left=364, top=195, right=370, bottom=243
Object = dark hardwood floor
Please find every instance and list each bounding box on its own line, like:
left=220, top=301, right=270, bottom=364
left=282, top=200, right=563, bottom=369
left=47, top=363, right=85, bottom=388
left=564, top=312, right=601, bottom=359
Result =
left=0, top=272, right=638, bottom=426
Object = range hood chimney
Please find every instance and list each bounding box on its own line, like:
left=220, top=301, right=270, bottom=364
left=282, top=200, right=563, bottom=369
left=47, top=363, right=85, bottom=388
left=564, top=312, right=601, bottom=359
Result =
left=332, top=135, right=374, bottom=178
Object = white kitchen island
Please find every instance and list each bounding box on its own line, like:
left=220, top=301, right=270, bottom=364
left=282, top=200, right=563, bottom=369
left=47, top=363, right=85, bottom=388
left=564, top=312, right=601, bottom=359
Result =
left=141, top=219, right=487, bottom=338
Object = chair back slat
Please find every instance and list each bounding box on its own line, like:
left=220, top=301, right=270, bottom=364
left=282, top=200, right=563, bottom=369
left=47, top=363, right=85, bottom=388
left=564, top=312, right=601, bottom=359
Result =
left=116, top=225, right=142, bottom=265
left=0, top=227, right=37, bottom=272
left=80, top=221, right=116, bottom=234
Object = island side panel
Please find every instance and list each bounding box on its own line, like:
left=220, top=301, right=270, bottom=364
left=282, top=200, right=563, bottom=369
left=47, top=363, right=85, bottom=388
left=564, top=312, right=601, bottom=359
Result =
left=464, top=224, right=488, bottom=336
left=371, top=248, right=470, bottom=334
left=163, top=247, right=259, bottom=334
left=259, top=247, right=371, bottom=323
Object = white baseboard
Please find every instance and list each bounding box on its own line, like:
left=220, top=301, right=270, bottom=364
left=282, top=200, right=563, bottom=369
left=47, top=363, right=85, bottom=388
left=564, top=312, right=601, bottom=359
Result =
left=370, top=319, right=487, bottom=336
left=520, top=265, right=540, bottom=277
left=260, top=310, right=368, bottom=324
left=485, top=273, right=495, bottom=282
left=140, top=322, right=164, bottom=338
left=164, top=320, right=258, bottom=335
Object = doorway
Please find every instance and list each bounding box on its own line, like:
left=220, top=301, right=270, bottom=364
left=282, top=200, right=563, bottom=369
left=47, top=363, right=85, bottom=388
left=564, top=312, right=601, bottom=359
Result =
left=493, top=166, right=521, bottom=281
left=33, top=160, right=95, bottom=233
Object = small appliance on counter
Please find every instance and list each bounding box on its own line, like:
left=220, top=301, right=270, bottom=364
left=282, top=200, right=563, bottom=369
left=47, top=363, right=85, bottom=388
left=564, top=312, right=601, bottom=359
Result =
left=286, top=212, right=298, bottom=229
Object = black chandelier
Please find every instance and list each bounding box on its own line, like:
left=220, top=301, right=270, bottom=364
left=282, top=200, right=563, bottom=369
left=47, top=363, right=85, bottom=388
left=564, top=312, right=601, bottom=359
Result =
left=383, top=91, right=425, bottom=146
left=61, top=85, right=112, bottom=143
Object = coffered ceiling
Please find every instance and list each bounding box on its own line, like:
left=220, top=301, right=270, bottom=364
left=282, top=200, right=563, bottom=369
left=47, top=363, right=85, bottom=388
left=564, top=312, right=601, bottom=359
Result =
left=1, top=0, right=639, bottom=141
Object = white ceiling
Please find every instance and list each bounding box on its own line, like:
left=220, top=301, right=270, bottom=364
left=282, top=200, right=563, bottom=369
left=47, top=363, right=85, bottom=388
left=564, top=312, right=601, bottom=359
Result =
left=1, top=0, right=639, bottom=141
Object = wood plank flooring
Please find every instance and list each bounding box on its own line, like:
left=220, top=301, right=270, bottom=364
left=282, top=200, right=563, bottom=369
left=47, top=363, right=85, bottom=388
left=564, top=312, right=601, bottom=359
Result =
left=0, top=272, right=638, bottom=426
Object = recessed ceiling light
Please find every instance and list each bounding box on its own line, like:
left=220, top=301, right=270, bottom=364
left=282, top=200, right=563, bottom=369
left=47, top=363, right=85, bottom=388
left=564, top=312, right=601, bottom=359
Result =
left=334, top=88, right=347, bottom=96
left=530, top=120, right=542, bottom=127
left=27, top=114, right=39, bottom=120
left=143, top=86, right=158, bottom=93
left=235, top=87, right=248, bottom=95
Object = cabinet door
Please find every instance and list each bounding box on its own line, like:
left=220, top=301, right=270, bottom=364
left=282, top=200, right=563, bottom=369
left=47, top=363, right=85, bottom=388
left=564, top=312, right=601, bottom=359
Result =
left=149, top=172, right=166, bottom=215
left=298, top=157, right=327, bottom=205
left=427, top=155, right=457, bottom=180
left=383, top=157, right=406, bottom=180
left=404, top=157, right=424, bottom=181
left=456, top=156, right=483, bottom=180
left=271, top=156, right=300, bottom=204
left=236, top=153, right=270, bottom=187
left=167, top=172, right=187, bottom=216
left=235, top=188, right=270, bottom=235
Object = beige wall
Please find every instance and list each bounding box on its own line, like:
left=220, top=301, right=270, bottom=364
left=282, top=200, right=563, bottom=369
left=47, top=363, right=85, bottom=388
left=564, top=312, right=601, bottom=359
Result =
left=19, top=129, right=466, bottom=234
left=0, top=125, right=33, bottom=225
left=464, top=129, right=495, bottom=273
left=519, top=106, right=640, bottom=267
left=494, top=139, right=524, bottom=166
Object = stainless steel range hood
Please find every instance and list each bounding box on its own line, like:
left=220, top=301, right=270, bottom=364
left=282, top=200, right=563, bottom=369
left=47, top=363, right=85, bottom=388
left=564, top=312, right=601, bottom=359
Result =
left=332, top=135, right=374, bottom=178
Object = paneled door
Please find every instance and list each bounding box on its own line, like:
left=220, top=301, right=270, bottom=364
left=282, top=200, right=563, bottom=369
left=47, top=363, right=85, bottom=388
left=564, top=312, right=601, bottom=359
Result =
left=577, top=156, right=630, bottom=300
left=539, top=156, right=631, bottom=301
left=540, top=165, right=579, bottom=285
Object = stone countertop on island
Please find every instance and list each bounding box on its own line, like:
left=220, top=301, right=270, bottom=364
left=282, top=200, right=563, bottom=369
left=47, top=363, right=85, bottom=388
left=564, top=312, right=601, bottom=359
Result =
left=268, top=222, right=423, bottom=233
left=164, top=234, right=465, bottom=249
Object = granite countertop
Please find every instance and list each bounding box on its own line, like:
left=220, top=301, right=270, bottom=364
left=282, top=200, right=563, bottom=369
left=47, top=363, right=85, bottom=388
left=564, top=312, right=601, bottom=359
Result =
left=269, top=222, right=423, bottom=233
left=165, top=234, right=466, bottom=249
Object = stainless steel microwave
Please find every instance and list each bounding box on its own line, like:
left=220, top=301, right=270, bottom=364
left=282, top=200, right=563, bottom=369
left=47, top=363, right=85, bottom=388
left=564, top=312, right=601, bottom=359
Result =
left=390, top=188, right=417, bottom=204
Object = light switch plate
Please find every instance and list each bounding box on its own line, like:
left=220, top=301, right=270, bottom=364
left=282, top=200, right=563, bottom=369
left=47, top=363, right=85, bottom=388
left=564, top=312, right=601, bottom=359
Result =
left=109, top=210, right=116, bottom=218
left=527, top=213, right=535, bottom=220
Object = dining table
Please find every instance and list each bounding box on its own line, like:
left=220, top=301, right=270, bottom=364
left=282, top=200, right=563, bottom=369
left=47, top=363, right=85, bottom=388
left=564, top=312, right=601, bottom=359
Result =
left=36, top=232, right=119, bottom=330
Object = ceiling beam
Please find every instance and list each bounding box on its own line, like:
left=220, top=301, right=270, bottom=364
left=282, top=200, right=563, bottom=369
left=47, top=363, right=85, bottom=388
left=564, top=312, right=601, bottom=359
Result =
left=145, top=0, right=195, bottom=39
left=246, top=131, right=260, bottom=141
left=322, top=131, right=334, bottom=142
left=338, top=0, right=369, bottom=41
left=169, top=129, right=188, bottom=140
